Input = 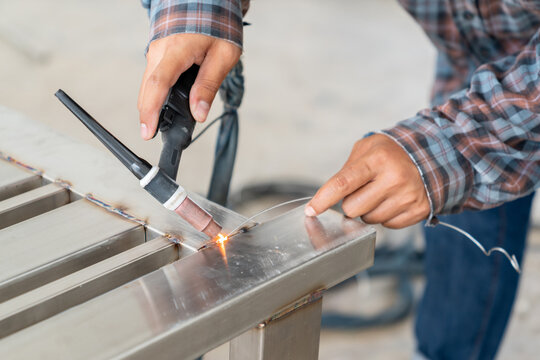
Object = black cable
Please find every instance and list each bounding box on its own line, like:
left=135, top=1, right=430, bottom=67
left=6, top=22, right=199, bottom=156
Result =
left=191, top=112, right=228, bottom=144
left=206, top=61, right=244, bottom=206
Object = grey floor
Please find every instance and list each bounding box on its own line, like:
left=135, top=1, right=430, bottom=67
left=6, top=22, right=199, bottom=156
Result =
left=0, top=0, right=538, bottom=359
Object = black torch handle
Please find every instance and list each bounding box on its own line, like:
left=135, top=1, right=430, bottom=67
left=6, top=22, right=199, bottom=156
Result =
left=157, top=64, right=199, bottom=180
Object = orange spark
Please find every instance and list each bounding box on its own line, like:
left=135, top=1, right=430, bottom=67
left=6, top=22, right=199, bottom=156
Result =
left=216, top=233, right=228, bottom=245
left=216, top=233, right=228, bottom=266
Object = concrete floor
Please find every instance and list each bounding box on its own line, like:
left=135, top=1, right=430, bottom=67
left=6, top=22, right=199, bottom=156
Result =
left=0, top=0, right=538, bottom=358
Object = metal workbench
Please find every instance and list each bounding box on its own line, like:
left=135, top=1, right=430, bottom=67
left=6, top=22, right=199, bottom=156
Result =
left=0, top=106, right=375, bottom=359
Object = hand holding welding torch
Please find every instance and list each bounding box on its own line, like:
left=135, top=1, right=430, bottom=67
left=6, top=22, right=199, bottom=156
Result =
left=138, top=33, right=241, bottom=139
left=305, top=134, right=430, bottom=229
left=55, top=64, right=223, bottom=238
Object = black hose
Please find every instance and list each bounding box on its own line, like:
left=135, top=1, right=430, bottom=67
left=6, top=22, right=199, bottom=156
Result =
left=207, top=61, right=244, bottom=206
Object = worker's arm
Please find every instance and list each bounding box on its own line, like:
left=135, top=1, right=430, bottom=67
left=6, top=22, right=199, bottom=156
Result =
left=307, top=30, right=540, bottom=228
left=138, top=0, right=250, bottom=140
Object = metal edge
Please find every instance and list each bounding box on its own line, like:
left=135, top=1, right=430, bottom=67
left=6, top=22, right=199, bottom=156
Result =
left=0, top=106, right=246, bottom=249
left=126, top=231, right=375, bottom=360
left=0, top=237, right=180, bottom=338
left=0, top=183, right=70, bottom=230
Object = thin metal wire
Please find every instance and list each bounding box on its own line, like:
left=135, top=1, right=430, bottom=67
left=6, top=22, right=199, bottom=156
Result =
left=227, top=196, right=313, bottom=238
left=190, top=112, right=228, bottom=144
left=224, top=192, right=521, bottom=274
left=438, top=221, right=521, bottom=274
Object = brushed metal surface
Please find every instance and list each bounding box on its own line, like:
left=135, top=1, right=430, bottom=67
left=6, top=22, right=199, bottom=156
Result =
left=230, top=298, right=323, bottom=360
left=0, top=200, right=144, bottom=302
left=0, top=207, right=375, bottom=359
left=0, top=161, right=42, bottom=202
left=0, top=237, right=179, bottom=338
left=0, top=183, right=70, bottom=230
left=0, top=106, right=245, bottom=249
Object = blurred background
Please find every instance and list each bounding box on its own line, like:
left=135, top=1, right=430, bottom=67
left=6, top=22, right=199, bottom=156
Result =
left=0, top=0, right=538, bottom=358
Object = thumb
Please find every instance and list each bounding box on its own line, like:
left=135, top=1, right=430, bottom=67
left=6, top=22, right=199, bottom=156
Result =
left=190, top=47, right=239, bottom=122
left=139, top=53, right=192, bottom=140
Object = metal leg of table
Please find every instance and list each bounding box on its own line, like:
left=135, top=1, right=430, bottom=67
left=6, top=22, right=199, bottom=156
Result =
left=230, top=296, right=323, bottom=360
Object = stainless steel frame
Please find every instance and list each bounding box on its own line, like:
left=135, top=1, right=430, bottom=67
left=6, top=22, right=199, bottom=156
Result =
left=0, top=106, right=376, bottom=359
left=230, top=296, right=323, bottom=360
left=0, top=183, right=70, bottom=230
left=0, top=161, right=42, bottom=201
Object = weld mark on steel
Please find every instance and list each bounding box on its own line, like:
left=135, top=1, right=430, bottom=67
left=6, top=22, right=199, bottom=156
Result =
left=84, top=194, right=186, bottom=247
left=84, top=193, right=146, bottom=225
left=1, top=152, right=188, bottom=248
left=0, top=151, right=44, bottom=175
left=261, top=289, right=325, bottom=326
left=163, top=233, right=182, bottom=245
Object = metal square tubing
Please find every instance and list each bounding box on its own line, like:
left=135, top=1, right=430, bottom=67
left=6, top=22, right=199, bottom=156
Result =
left=230, top=297, right=323, bottom=360
left=0, top=207, right=375, bottom=359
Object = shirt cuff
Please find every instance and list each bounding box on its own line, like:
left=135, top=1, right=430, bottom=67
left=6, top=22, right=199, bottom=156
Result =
left=379, top=111, right=474, bottom=223
left=147, top=0, right=244, bottom=51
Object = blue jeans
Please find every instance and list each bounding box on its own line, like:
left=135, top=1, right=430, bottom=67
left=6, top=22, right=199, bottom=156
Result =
left=416, top=193, right=534, bottom=360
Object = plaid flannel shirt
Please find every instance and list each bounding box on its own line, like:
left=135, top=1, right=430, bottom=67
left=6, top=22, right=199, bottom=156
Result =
left=381, top=0, right=540, bottom=222
left=142, top=0, right=540, bottom=222
left=141, top=0, right=249, bottom=49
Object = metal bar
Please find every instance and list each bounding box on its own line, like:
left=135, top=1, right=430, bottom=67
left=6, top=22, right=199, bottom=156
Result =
left=230, top=297, right=323, bottom=360
left=0, top=106, right=246, bottom=248
left=0, top=160, right=42, bottom=202
left=0, top=183, right=70, bottom=230
left=0, top=207, right=375, bottom=359
left=0, top=237, right=179, bottom=338
left=0, top=200, right=144, bottom=302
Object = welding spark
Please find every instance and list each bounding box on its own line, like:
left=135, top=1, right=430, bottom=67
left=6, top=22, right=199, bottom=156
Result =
left=216, top=233, right=228, bottom=245
left=215, top=233, right=229, bottom=267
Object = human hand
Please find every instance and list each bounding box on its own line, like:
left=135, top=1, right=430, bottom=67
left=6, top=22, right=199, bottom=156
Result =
left=305, top=134, right=430, bottom=228
left=138, top=33, right=241, bottom=140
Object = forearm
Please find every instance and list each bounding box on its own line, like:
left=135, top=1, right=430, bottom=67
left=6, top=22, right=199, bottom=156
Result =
left=382, top=31, right=540, bottom=221
left=143, top=0, right=249, bottom=50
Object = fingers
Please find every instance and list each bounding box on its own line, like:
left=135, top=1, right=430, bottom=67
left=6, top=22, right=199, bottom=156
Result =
left=303, top=134, right=430, bottom=230
left=138, top=49, right=193, bottom=140
left=305, top=160, right=374, bottom=217
left=381, top=208, right=428, bottom=229
left=137, top=34, right=241, bottom=141
left=360, top=197, right=407, bottom=224
left=190, top=44, right=240, bottom=122
left=341, top=182, right=386, bottom=218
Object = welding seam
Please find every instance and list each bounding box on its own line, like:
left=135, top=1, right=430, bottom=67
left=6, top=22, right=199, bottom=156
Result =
left=263, top=289, right=325, bottom=325
left=78, top=193, right=194, bottom=250
left=0, top=151, right=44, bottom=176
left=85, top=194, right=147, bottom=226
left=0, top=153, right=193, bottom=249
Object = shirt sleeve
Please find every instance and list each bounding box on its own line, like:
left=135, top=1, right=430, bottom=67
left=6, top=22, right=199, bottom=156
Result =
left=381, top=30, right=540, bottom=223
left=142, top=0, right=248, bottom=50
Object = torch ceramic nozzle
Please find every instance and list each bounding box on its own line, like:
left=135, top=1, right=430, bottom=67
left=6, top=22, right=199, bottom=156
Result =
left=174, top=196, right=222, bottom=238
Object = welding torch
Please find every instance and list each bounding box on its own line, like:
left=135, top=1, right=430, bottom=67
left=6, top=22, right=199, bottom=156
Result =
left=55, top=65, right=222, bottom=239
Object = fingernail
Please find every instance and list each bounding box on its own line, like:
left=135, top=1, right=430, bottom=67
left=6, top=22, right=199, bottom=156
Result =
left=305, top=205, right=317, bottom=217
left=140, top=123, right=148, bottom=139
left=194, top=101, right=210, bottom=122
